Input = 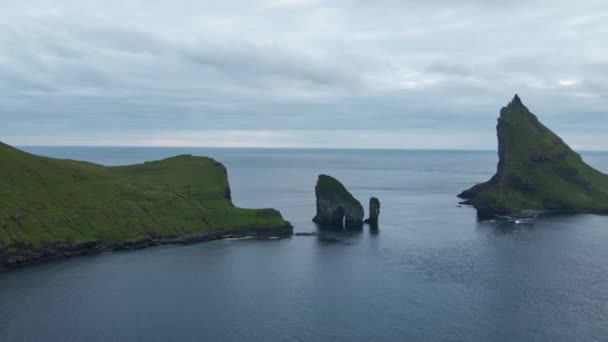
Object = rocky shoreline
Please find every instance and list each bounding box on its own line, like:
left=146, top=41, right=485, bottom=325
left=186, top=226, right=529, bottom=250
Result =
left=0, top=224, right=293, bottom=271
left=473, top=208, right=608, bottom=221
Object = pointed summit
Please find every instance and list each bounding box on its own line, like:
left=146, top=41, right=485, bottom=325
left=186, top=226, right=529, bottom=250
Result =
left=458, top=96, right=608, bottom=218
left=504, top=93, right=528, bottom=113
left=511, top=93, right=522, bottom=104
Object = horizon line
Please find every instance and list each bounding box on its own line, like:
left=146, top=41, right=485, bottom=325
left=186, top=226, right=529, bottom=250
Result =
left=15, top=144, right=608, bottom=153
left=16, top=144, right=497, bottom=152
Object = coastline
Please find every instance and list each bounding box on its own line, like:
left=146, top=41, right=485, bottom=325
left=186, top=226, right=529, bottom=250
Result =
left=0, top=224, right=293, bottom=271
left=463, top=204, right=608, bottom=220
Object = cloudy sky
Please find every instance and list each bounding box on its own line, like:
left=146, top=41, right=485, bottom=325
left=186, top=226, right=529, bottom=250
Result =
left=1, top=0, right=607, bottom=149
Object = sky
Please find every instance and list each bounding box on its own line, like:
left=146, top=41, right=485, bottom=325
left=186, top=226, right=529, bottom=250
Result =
left=1, top=0, right=607, bottom=150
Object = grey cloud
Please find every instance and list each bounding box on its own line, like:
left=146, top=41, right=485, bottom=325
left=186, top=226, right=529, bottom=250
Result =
left=0, top=0, right=607, bottom=149
left=427, top=61, right=473, bottom=77
left=182, top=40, right=360, bottom=87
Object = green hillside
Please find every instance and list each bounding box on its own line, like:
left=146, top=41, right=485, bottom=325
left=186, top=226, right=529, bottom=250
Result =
left=459, top=95, right=608, bottom=218
left=0, top=142, right=291, bottom=267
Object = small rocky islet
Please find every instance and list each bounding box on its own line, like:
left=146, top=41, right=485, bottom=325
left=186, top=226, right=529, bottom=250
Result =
left=364, top=197, right=381, bottom=225
left=312, top=174, right=380, bottom=229
left=459, top=95, right=608, bottom=218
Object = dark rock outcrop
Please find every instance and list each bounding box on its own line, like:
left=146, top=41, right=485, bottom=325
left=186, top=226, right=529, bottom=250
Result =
left=458, top=94, right=608, bottom=218
left=364, top=197, right=380, bottom=224
left=312, top=175, right=364, bottom=228
left=294, top=232, right=317, bottom=236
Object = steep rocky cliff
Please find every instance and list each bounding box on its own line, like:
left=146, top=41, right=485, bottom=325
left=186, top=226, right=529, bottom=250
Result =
left=312, top=175, right=364, bottom=228
left=458, top=95, right=608, bottom=218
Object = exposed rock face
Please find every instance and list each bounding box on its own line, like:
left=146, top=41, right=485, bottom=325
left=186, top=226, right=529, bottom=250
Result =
left=458, top=94, right=608, bottom=218
left=312, top=174, right=364, bottom=228
left=294, top=232, right=317, bottom=236
left=364, top=197, right=380, bottom=224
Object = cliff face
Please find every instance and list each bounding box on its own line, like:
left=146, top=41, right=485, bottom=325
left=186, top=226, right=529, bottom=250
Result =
left=458, top=95, right=608, bottom=218
left=312, top=175, right=364, bottom=228
left=0, top=142, right=291, bottom=269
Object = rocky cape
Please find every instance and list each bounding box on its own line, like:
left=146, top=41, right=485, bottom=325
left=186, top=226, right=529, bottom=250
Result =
left=312, top=175, right=365, bottom=228
left=458, top=95, right=608, bottom=218
left=0, top=142, right=292, bottom=270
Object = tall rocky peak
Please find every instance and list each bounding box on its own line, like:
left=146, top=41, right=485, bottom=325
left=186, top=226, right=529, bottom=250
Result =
left=312, top=175, right=364, bottom=228
left=496, top=94, right=579, bottom=168
left=499, top=94, right=541, bottom=134
left=459, top=95, right=608, bottom=218
left=506, top=93, right=524, bottom=108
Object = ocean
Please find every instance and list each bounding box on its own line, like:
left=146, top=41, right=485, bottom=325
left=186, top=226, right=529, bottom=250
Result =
left=1, top=147, right=608, bottom=341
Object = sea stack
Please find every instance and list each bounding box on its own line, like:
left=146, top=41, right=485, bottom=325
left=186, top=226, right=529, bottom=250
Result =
left=312, top=174, right=364, bottom=228
left=364, top=197, right=380, bottom=225
left=458, top=94, right=608, bottom=218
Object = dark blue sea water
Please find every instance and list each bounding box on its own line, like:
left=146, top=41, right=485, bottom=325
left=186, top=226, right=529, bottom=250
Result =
left=2, top=147, right=608, bottom=342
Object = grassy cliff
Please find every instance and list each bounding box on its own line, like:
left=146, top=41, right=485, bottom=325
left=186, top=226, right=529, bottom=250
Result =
left=0, top=142, right=291, bottom=267
left=459, top=95, right=608, bottom=218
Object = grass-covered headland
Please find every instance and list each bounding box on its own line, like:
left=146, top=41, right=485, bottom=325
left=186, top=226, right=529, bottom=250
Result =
left=0, top=142, right=292, bottom=268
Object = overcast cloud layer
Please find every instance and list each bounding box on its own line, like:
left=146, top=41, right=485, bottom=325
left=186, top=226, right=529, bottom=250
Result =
left=1, top=0, right=607, bottom=149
